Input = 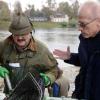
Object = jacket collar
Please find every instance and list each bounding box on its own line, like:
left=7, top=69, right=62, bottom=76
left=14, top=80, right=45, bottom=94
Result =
left=25, top=37, right=37, bottom=52
left=7, top=35, right=37, bottom=52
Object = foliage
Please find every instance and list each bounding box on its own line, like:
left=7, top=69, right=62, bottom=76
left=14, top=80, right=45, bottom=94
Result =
left=68, top=18, right=78, bottom=28
left=0, top=1, right=11, bottom=21
left=41, top=6, right=53, bottom=20
left=13, top=1, right=22, bottom=14
left=25, top=4, right=35, bottom=17
left=33, top=10, right=46, bottom=17
left=28, top=5, right=35, bottom=17
left=47, top=0, right=52, bottom=9
left=60, top=22, right=68, bottom=28
left=0, top=20, right=77, bottom=30
left=0, top=0, right=79, bottom=29
left=58, top=0, right=79, bottom=19
left=71, top=0, right=79, bottom=19
left=24, top=0, right=79, bottom=21
left=57, top=2, right=73, bottom=19
left=0, top=20, right=11, bottom=30
left=32, top=21, right=61, bottom=29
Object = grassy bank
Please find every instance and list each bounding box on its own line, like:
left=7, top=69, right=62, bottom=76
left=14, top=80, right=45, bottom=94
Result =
left=0, top=20, right=11, bottom=30
left=0, top=21, right=66, bottom=30
left=0, top=20, right=78, bottom=30
left=32, top=21, right=63, bottom=29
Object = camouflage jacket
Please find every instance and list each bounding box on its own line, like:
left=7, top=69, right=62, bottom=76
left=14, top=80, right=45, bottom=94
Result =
left=0, top=35, right=58, bottom=92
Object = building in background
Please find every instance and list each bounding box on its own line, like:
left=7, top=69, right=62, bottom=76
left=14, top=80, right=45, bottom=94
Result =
left=50, top=13, right=69, bottom=22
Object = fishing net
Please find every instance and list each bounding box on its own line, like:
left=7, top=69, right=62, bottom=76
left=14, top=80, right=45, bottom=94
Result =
left=7, top=72, right=42, bottom=100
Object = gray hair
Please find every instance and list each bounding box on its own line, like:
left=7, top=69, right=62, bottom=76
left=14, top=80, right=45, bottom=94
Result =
left=78, top=1, right=100, bottom=20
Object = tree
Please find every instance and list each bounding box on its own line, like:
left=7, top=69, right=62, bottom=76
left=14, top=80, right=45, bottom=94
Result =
left=0, top=1, right=10, bottom=21
left=71, top=0, right=79, bottom=19
left=13, top=1, right=22, bottom=14
left=47, top=0, right=52, bottom=8
left=57, top=1, right=79, bottom=19
left=58, top=2, right=73, bottom=19
left=47, top=0, right=56, bottom=10
left=25, top=4, right=35, bottom=18
left=30, top=5, right=35, bottom=17
left=41, top=6, right=52, bottom=20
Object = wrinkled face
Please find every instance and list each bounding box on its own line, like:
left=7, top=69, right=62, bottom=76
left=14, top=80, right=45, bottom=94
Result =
left=12, top=33, right=32, bottom=49
left=78, top=16, right=100, bottom=38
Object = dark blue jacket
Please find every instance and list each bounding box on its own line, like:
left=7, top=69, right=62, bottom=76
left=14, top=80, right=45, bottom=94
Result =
left=65, top=32, right=100, bottom=100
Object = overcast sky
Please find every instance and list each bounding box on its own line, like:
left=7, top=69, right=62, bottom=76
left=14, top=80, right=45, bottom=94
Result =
left=2, top=0, right=98, bottom=11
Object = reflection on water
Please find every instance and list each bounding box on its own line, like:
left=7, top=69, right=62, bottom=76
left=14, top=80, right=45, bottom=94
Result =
left=34, top=28, right=80, bottom=53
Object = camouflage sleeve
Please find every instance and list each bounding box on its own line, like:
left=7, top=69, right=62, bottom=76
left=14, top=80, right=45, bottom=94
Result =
left=44, top=48, right=58, bottom=84
left=35, top=39, right=58, bottom=84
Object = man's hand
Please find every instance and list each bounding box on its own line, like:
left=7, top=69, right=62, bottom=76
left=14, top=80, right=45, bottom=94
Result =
left=0, top=66, right=9, bottom=78
left=40, top=73, right=51, bottom=87
left=53, top=46, right=71, bottom=60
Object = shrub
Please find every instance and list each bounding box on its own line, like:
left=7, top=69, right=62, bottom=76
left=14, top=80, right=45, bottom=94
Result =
left=60, top=22, right=67, bottom=28
left=68, top=18, right=77, bottom=28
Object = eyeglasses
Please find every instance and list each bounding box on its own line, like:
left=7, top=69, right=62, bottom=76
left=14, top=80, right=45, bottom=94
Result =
left=78, top=18, right=97, bottom=28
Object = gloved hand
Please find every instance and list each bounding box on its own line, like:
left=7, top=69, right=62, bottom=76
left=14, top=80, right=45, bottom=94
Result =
left=0, top=66, right=9, bottom=78
left=40, top=73, right=51, bottom=87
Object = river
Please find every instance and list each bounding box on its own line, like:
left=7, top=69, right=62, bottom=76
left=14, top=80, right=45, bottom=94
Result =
left=0, top=28, right=80, bottom=52
left=0, top=28, right=80, bottom=96
left=34, top=28, right=80, bottom=52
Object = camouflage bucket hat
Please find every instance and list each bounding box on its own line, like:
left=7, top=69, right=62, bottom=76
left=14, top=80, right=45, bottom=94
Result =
left=9, top=14, right=33, bottom=35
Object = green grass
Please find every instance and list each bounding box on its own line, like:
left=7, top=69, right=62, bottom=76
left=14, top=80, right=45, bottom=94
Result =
left=0, top=20, right=11, bottom=30
left=32, top=21, right=62, bottom=29
left=0, top=20, right=66, bottom=30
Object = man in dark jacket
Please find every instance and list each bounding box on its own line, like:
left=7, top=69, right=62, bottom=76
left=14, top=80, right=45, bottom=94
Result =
left=53, top=1, right=100, bottom=100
